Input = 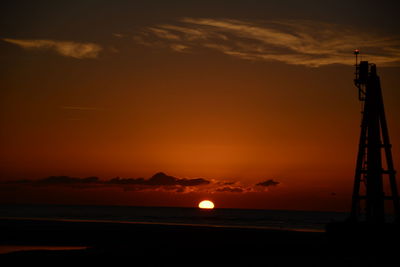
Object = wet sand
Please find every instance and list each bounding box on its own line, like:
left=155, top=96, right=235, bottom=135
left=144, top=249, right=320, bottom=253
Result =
left=0, top=218, right=398, bottom=266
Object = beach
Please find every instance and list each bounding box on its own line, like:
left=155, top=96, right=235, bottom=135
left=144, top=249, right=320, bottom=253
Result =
left=0, top=217, right=398, bottom=266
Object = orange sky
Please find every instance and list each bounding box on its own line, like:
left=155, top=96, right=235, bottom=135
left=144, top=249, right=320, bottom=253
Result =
left=1, top=1, right=400, bottom=211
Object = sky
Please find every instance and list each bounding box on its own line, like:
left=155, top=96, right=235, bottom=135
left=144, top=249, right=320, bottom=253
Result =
left=1, top=0, right=400, bottom=211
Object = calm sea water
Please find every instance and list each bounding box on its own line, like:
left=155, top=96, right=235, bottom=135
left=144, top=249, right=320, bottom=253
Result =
left=0, top=205, right=349, bottom=232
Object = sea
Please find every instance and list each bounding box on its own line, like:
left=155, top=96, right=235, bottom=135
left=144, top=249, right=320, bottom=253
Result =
left=0, top=204, right=350, bottom=232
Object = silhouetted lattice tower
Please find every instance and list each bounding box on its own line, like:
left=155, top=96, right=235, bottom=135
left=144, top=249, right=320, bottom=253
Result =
left=350, top=50, right=400, bottom=223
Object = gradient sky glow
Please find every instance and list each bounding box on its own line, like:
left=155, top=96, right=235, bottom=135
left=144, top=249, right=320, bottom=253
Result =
left=1, top=0, right=400, bottom=211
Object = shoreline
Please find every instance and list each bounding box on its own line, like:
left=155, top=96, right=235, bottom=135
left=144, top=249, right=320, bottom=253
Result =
left=0, top=217, right=325, bottom=246
left=0, top=245, right=88, bottom=255
left=0, top=216, right=325, bottom=233
left=0, top=217, right=326, bottom=261
left=1, top=218, right=398, bottom=265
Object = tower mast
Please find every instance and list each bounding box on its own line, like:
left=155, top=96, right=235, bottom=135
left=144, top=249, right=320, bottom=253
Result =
left=350, top=50, right=400, bottom=223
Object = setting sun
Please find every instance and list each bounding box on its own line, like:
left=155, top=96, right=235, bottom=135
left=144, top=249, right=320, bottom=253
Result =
left=198, top=200, right=215, bottom=209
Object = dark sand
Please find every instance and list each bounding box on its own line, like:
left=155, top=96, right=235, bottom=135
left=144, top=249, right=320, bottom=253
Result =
left=0, top=218, right=398, bottom=266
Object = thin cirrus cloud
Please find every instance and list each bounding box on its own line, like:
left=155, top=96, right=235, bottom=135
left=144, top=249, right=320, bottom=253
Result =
left=60, top=106, right=104, bottom=111
left=135, top=18, right=400, bottom=67
left=2, top=38, right=102, bottom=59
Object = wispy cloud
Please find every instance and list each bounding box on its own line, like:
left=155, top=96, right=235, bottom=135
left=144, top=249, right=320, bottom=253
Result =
left=60, top=106, right=103, bottom=111
left=112, top=33, right=126, bottom=38
left=136, top=18, right=400, bottom=67
left=2, top=38, right=102, bottom=59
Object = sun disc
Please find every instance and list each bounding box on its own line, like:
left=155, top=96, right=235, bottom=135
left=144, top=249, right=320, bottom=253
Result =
left=198, top=200, right=215, bottom=209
